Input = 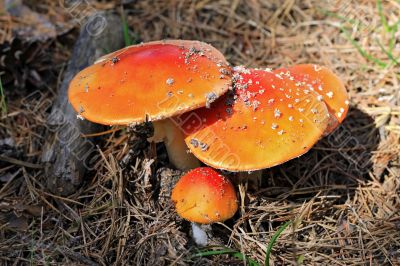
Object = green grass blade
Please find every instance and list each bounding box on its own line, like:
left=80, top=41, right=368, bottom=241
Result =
left=121, top=8, right=132, bottom=47
left=192, top=247, right=259, bottom=266
left=322, top=9, right=360, bottom=28
left=265, top=220, right=292, bottom=266
left=376, top=38, right=399, bottom=65
left=388, top=25, right=396, bottom=53
left=377, top=0, right=390, bottom=32
left=323, top=3, right=399, bottom=69
left=388, top=20, right=400, bottom=52
left=341, top=28, right=388, bottom=68
left=296, top=254, right=305, bottom=265
left=0, top=76, right=7, bottom=116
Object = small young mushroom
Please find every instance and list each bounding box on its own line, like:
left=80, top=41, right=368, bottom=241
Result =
left=171, top=167, right=238, bottom=245
left=172, top=167, right=238, bottom=223
left=68, top=40, right=231, bottom=170
left=177, top=66, right=348, bottom=172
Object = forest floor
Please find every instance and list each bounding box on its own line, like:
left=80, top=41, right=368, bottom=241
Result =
left=0, top=0, right=399, bottom=265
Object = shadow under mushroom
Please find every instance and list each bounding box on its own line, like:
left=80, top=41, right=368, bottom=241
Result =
left=255, top=106, right=380, bottom=202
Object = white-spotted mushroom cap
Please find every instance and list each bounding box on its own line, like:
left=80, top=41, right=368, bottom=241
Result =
left=275, top=64, right=349, bottom=133
left=171, top=167, right=238, bottom=224
left=177, top=67, right=333, bottom=171
left=68, top=40, right=231, bottom=125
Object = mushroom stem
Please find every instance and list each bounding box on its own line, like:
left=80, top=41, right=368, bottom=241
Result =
left=150, top=119, right=200, bottom=170
left=191, top=222, right=210, bottom=246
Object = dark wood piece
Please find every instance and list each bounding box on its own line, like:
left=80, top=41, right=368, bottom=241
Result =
left=42, top=12, right=124, bottom=196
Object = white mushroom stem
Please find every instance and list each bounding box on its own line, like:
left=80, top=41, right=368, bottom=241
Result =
left=149, top=119, right=200, bottom=171
left=191, top=222, right=211, bottom=246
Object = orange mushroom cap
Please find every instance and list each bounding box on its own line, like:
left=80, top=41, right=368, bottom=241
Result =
left=275, top=64, right=349, bottom=132
left=171, top=167, right=238, bottom=224
left=177, top=67, right=332, bottom=171
left=68, top=40, right=231, bottom=125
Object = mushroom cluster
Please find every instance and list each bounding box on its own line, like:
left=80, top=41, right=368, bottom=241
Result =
left=68, top=40, right=349, bottom=238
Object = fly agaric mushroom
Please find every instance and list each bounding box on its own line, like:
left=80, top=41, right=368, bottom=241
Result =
left=172, top=167, right=238, bottom=224
left=171, top=167, right=238, bottom=245
left=68, top=40, right=231, bottom=170
left=178, top=66, right=347, bottom=171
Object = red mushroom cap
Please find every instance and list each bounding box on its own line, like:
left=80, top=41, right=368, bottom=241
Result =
left=68, top=40, right=231, bottom=125
left=171, top=167, right=238, bottom=224
left=177, top=67, right=332, bottom=171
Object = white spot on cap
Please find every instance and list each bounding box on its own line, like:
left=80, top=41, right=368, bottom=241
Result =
left=166, top=78, right=175, bottom=86
left=274, top=108, right=281, bottom=118
left=314, top=64, right=322, bottom=71
left=233, top=65, right=251, bottom=74
left=326, top=91, right=334, bottom=99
